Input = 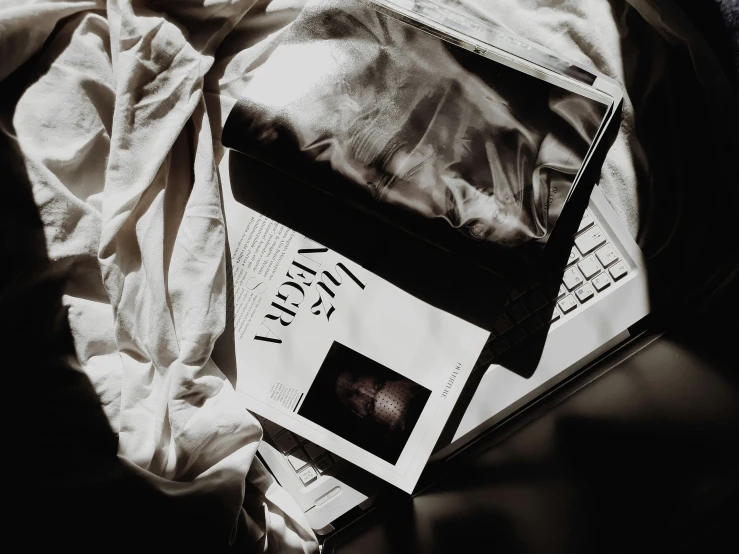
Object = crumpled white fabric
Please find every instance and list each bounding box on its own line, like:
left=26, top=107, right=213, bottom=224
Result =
left=1, top=0, right=317, bottom=551
left=1, top=0, right=734, bottom=550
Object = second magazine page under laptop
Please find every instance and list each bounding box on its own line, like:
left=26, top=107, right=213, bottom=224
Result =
left=222, top=0, right=611, bottom=280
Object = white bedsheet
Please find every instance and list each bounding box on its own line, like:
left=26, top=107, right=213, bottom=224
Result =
left=2, top=0, right=317, bottom=551
left=1, top=0, right=734, bottom=551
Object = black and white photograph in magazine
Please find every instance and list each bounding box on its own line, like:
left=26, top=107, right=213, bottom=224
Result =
left=298, top=341, right=432, bottom=464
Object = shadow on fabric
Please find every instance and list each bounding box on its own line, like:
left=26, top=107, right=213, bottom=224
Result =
left=2, top=61, right=254, bottom=554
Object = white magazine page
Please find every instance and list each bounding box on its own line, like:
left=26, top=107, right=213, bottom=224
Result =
left=220, top=152, right=488, bottom=493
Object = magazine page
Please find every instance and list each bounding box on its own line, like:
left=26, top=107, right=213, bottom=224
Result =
left=221, top=0, right=612, bottom=264
left=223, top=153, right=488, bottom=492
left=222, top=157, right=488, bottom=493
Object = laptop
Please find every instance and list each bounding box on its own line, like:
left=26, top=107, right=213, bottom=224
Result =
left=215, top=0, right=649, bottom=539
left=245, top=182, right=649, bottom=535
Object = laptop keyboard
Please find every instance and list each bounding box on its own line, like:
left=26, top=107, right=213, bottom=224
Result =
left=255, top=414, right=341, bottom=486
left=256, top=207, right=630, bottom=489
left=479, top=208, right=630, bottom=363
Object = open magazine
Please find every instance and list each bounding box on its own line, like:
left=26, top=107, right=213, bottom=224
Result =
left=221, top=0, right=620, bottom=492
left=224, top=199, right=488, bottom=492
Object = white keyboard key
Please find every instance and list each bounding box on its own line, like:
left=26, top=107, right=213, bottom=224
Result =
left=525, top=289, right=548, bottom=312
left=304, top=442, right=325, bottom=459
left=524, top=315, right=544, bottom=334
left=492, top=337, right=511, bottom=356
left=577, top=255, right=600, bottom=280
left=567, top=248, right=580, bottom=266
left=479, top=343, right=497, bottom=365
left=595, top=244, right=618, bottom=267
left=273, top=431, right=299, bottom=453
left=297, top=465, right=317, bottom=485
left=261, top=419, right=284, bottom=438
left=286, top=448, right=310, bottom=471
left=575, top=225, right=606, bottom=255
left=609, top=261, right=629, bottom=281
left=550, top=306, right=561, bottom=323
left=509, top=286, right=526, bottom=300
left=507, top=301, right=531, bottom=324
left=314, top=454, right=335, bottom=474
left=507, top=327, right=527, bottom=344
left=578, top=210, right=594, bottom=232
left=493, top=313, right=513, bottom=335
left=575, top=283, right=595, bottom=303
left=592, top=273, right=611, bottom=292
left=563, top=267, right=584, bottom=291
left=557, top=284, right=567, bottom=299
left=558, top=295, right=577, bottom=314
